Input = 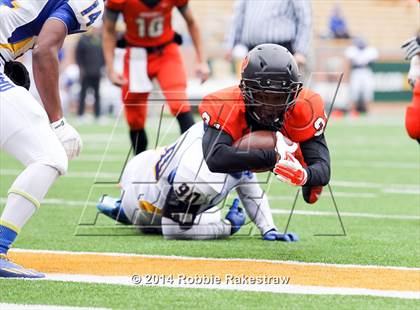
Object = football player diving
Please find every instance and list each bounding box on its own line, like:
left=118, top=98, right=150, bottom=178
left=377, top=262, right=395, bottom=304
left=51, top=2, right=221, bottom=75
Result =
left=97, top=44, right=331, bottom=242
left=0, top=0, right=104, bottom=278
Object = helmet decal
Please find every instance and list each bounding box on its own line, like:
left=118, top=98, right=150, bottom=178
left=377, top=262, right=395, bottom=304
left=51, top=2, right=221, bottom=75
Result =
left=241, top=56, right=250, bottom=73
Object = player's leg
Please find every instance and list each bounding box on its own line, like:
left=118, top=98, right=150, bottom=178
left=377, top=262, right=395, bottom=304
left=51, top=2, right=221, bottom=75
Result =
left=120, top=150, right=163, bottom=233
left=97, top=150, right=162, bottom=233
left=78, top=74, right=88, bottom=117
left=156, top=44, right=194, bottom=133
left=162, top=202, right=245, bottom=240
left=235, top=174, right=299, bottom=242
left=0, top=81, right=68, bottom=277
left=122, top=48, right=149, bottom=154
left=92, top=75, right=101, bottom=119
left=161, top=216, right=231, bottom=240
left=235, top=173, right=276, bottom=235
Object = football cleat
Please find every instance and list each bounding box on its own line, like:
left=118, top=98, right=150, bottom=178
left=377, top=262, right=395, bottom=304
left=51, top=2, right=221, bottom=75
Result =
left=96, top=196, right=131, bottom=224
left=263, top=229, right=299, bottom=242
left=0, top=254, right=45, bottom=278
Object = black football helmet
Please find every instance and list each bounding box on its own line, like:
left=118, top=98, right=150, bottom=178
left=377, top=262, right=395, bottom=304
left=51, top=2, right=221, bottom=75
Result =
left=239, top=44, right=303, bottom=129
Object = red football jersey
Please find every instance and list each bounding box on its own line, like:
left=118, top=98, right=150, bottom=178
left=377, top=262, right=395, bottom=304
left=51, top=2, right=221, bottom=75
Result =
left=106, top=0, right=188, bottom=47
left=198, top=86, right=327, bottom=143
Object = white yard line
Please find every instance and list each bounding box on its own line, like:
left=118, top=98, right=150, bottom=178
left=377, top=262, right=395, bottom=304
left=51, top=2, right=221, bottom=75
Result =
left=1, top=197, right=418, bottom=221
left=0, top=196, right=417, bottom=221
left=0, top=169, right=120, bottom=179
left=25, top=273, right=418, bottom=300
left=73, top=155, right=419, bottom=170
left=0, top=303, right=109, bottom=310
left=333, top=160, right=419, bottom=169
left=270, top=192, right=377, bottom=199
left=383, top=188, right=420, bottom=195
left=2, top=168, right=419, bottom=195
left=10, top=248, right=420, bottom=271
left=75, top=155, right=126, bottom=162
left=270, top=209, right=420, bottom=220
left=331, top=180, right=418, bottom=190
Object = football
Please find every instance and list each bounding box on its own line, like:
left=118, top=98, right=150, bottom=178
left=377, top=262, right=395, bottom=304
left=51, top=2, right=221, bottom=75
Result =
left=233, top=130, right=276, bottom=150
left=233, top=130, right=277, bottom=172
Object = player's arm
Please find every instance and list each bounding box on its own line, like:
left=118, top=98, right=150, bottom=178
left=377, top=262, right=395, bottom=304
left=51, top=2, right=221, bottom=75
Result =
left=300, top=134, right=331, bottom=186
left=32, top=19, right=83, bottom=160
left=179, top=5, right=210, bottom=82
left=102, top=8, right=127, bottom=86
left=32, top=19, right=67, bottom=122
left=202, top=126, right=277, bottom=173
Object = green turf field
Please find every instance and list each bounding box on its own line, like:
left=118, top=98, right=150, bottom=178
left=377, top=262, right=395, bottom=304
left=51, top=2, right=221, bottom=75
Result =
left=1, top=111, right=419, bottom=309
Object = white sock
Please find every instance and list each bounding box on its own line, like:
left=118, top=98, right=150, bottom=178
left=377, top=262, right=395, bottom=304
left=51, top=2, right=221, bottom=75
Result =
left=1, top=163, right=59, bottom=230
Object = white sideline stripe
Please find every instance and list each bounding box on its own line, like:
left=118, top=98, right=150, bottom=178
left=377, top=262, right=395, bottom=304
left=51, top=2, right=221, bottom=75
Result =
left=270, top=209, right=420, bottom=220
left=1, top=197, right=418, bottom=221
left=11, top=249, right=420, bottom=271
left=0, top=303, right=109, bottom=310
left=35, top=274, right=420, bottom=300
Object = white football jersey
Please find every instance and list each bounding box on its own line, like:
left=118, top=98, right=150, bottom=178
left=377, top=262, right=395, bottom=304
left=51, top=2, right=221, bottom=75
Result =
left=134, top=123, right=254, bottom=211
left=0, top=0, right=103, bottom=66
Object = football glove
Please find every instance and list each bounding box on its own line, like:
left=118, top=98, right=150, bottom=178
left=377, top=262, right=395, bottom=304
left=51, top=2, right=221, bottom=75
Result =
left=225, top=198, right=246, bottom=235
left=263, top=229, right=299, bottom=242
left=51, top=118, right=83, bottom=160
left=401, top=36, right=420, bottom=60
left=408, top=55, right=420, bottom=87
left=273, top=153, right=307, bottom=186
left=275, top=132, right=297, bottom=160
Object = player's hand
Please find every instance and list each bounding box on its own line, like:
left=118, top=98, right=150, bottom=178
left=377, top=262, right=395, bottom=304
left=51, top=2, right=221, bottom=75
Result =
left=273, top=153, right=307, bottom=186
left=263, top=229, right=299, bottom=242
left=275, top=132, right=298, bottom=160
left=107, top=69, right=127, bottom=87
left=225, top=198, right=246, bottom=235
left=195, top=61, right=210, bottom=83
left=408, top=55, right=420, bottom=88
left=51, top=118, right=83, bottom=160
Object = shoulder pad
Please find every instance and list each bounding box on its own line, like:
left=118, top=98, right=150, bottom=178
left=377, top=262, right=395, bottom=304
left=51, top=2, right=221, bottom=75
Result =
left=198, top=86, right=247, bottom=141
left=284, top=88, right=327, bottom=142
left=67, top=0, right=104, bottom=30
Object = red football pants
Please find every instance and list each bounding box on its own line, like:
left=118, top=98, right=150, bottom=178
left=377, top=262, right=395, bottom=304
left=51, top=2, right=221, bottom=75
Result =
left=122, top=43, right=191, bottom=130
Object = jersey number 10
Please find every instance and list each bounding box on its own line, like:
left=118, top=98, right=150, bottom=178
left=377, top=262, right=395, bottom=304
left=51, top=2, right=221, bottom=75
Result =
left=136, top=17, right=164, bottom=38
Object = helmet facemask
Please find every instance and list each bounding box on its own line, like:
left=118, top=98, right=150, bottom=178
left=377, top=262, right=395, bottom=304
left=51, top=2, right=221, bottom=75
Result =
left=240, top=76, right=303, bottom=129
